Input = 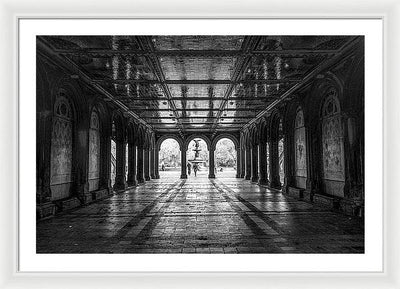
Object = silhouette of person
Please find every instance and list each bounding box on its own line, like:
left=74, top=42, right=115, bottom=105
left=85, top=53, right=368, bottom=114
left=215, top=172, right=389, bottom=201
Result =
left=193, top=163, right=198, bottom=177
left=187, top=162, right=191, bottom=175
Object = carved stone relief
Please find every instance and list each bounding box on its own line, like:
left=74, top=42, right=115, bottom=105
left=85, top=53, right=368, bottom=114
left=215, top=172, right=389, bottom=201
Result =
left=88, top=111, right=100, bottom=191
left=294, top=110, right=307, bottom=178
left=321, top=91, right=345, bottom=182
left=50, top=95, right=73, bottom=200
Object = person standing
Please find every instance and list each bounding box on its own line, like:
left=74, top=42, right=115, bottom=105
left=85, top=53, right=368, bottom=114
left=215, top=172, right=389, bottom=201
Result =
left=187, top=162, right=191, bottom=176
left=193, top=163, right=198, bottom=177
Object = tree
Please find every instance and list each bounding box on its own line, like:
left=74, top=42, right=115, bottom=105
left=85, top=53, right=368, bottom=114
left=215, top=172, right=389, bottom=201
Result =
left=215, top=138, right=236, bottom=167
left=159, top=139, right=181, bottom=167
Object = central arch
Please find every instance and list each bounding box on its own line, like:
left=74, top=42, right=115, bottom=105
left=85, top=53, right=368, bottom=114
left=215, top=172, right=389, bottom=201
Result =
left=184, top=134, right=211, bottom=151
left=186, top=137, right=210, bottom=178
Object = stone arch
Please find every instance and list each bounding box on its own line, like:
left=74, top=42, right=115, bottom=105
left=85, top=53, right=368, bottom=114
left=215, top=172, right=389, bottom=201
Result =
left=211, top=133, right=239, bottom=152
left=90, top=101, right=111, bottom=136
left=149, top=132, right=156, bottom=150
left=306, top=73, right=344, bottom=128
left=243, top=129, right=252, bottom=149
left=293, top=106, right=308, bottom=186
left=249, top=124, right=259, bottom=147
left=143, top=129, right=152, bottom=150
left=156, top=134, right=184, bottom=152
left=126, top=122, right=136, bottom=145
left=136, top=125, right=146, bottom=148
left=258, top=117, right=268, bottom=144
left=268, top=110, right=285, bottom=188
left=50, top=76, right=88, bottom=125
left=111, top=111, right=125, bottom=142
left=269, top=110, right=284, bottom=142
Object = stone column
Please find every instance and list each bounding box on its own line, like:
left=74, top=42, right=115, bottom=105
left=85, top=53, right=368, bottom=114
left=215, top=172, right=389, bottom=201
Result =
left=180, top=148, right=187, bottom=179
left=150, top=148, right=156, bottom=179
left=113, top=139, right=127, bottom=191
left=244, top=148, right=251, bottom=180
left=99, top=133, right=112, bottom=193
left=208, top=148, right=216, bottom=178
left=137, top=147, right=145, bottom=183
left=144, top=149, right=151, bottom=181
left=258, top=142, right=268, bottom=185
left=37, top=112, right=53, bottom=204
left=127, top=143, right=137, bottom=187
left=36, top=111, right=56, bottom=218
left=236, top=149, right=241, bottom=178
left=74, top=123, right=90, bottom=202
left=251, top=145, right=259, bottom=182
left=269, top=140, right=281, bottom=189
left=154, top=147, right=160, bottom=179
left=240, top=147, right=246, bottom=178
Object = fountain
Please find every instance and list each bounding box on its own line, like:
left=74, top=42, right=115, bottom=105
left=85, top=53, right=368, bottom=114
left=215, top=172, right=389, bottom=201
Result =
left=189, top=139, right=207, bottom=167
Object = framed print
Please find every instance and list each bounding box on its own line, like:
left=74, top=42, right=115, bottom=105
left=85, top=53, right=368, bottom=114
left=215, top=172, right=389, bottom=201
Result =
left=1, top=0, right=399, bottom=288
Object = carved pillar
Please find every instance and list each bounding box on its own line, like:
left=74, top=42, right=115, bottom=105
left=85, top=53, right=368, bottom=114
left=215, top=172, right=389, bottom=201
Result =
left=343, top=116, right=363, bottom=198
left=282, top=132, right=292, bottom=194
left=137, top=146, right=145, bottom=183
left=258, top=142, right=268, bottom=185
left=236, top=148, right=241, bottom=178
left=154, top=147, right=160, bottom=179
left=73, top=114, right=91, bottom=202
left=37, top=111, right=53, bottom=205
left=144, top=149, right=151, bottom=181
left=180, top=148, right=187, bottom=179
left=99, top=132, right=111, bottom=193
left=251, top=145, right=259, bottom=182
left=269, top=140, right=281, bottom=189
left=209, top=147, right=216, bottom=178
left=113, top=139, right=127, bottom=191
left=244, top=148, right=251, bottom=180
left=304, top=127, right=313, bottom=196
left=127, top=143, right=137, bottom=187
left=240, top=147, right=246, bottom=178
left=150, top=148, right=156, bottom=179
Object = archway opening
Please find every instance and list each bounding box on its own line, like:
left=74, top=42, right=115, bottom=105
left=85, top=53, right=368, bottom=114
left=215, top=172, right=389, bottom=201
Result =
left=88, top=109, right=101, bottom=192
left=214, top=138, right=237, bottom=178
left=278, top=119, right=285, bottom=186
left=110, top=121, right=117, bottom=187
left=125, top=143, right=128, bottom=181
left=159, top=138, right=181, bottom=178
left=186, top=138, right=209, bottom=178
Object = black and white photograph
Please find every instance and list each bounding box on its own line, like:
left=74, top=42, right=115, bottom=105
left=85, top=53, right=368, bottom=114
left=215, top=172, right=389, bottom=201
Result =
left=35, top=35, right=365, bottom=254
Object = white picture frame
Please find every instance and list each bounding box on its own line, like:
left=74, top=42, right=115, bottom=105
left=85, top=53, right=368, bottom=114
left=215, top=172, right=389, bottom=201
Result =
left=1, top=0, right=399, bottom=288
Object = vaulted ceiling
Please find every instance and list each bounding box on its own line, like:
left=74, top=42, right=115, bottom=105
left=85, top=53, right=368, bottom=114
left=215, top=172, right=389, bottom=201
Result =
left=38, top=35, right=358, bottom=136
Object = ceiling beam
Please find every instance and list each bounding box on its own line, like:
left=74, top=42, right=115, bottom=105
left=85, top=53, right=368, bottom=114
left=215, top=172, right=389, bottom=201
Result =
left=134, top=36, right=185, bottom=137
left=242, top=36, right=362, bottom=130
left=115, top=96, right=279, bottom=101
left=148, top=122, right=248, bottom=125
left=138, top=108, right=262, bottom=111
left=94, top=79, right=300, bottom=85
left=142, top=116, right=254, bottom=119
left=57, top=48, right=338, bottom=57
left=210, top=36, right=262, bottom=135
left=37, top=37, right=153, bottom=131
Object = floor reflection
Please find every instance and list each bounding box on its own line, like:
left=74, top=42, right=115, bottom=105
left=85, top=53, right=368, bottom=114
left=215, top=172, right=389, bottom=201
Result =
left=37, top=176, right=364, bottom=254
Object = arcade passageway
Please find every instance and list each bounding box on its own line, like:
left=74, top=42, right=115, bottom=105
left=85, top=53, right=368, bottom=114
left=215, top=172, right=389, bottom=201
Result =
left=36, top=35, right=365, bottom=253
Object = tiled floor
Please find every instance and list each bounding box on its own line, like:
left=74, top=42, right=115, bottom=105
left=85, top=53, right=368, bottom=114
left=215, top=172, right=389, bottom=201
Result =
left=37, top=172, right=364, bottom=254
